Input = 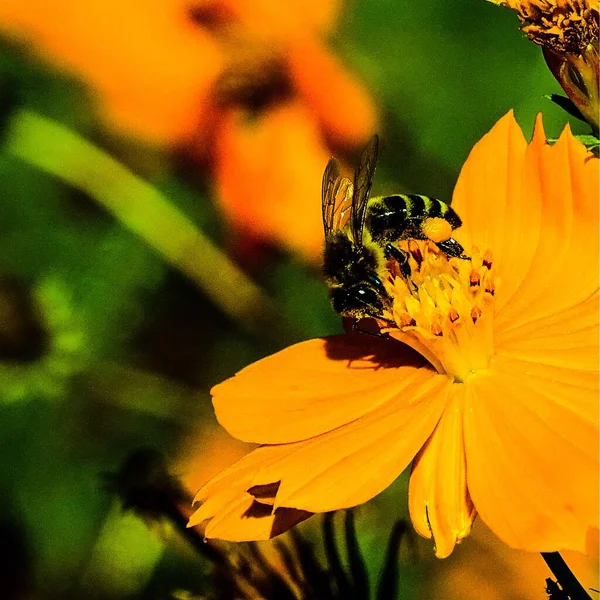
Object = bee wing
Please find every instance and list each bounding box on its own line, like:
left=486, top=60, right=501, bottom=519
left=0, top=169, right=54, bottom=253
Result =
left=322, top=157, right=354, bottom=238
left=351, top=135, right=379, bottom=246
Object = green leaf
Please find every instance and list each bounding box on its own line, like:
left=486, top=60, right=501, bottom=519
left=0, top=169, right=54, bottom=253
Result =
left=545, top=94, right=587, bottom=122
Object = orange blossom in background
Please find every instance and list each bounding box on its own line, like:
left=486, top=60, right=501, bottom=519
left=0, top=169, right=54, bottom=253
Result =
left=0, top=0, right=377, bottom=260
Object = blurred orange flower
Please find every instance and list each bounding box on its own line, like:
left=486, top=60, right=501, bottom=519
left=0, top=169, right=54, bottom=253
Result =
left=0, top=0, right=224, bottom=144
left=0, top=0, right=377, bottom=260
left=200, top=4, right=377, bottom=260
left=189, top=112, right=599, bottom=557
left=213, top=101, right=331, bottom=260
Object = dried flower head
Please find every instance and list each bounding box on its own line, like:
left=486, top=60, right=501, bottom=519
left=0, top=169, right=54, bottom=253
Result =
left=490, top=0, right=600, bottom=130
left=493, top=0, right=598, bottom=53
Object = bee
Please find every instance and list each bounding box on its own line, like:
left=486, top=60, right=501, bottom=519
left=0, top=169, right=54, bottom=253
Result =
left=322, top=136, right=390, bottom=321
left=322, top=135, right=465, bottom=321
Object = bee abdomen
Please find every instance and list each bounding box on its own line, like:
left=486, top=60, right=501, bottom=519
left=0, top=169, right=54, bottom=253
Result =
left=406, top=194, right=462, bottom=229
left=367, top=194, right=461, bottom=243
left=441, top=203, right=462, bottom=229
left=366, top=195, right=410, bottom=244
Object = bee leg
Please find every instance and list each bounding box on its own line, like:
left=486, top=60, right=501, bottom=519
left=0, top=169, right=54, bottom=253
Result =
left=436, top=238, right=468, bottom=259
left=352, top=318, right=391, bottom=338
left=384, top=244, right=411, bottom=278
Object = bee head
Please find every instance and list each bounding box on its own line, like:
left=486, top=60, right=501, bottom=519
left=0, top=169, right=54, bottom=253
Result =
left=331, top=283, right=387, bottom=319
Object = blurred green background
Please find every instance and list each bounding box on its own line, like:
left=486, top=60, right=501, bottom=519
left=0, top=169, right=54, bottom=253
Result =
left=0, top=0, right=589, bottom=598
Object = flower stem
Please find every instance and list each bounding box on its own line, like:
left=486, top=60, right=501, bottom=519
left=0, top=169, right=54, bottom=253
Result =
left=541, top=552, right=592, bottom=600
left=5, top=110, right=276, bottom=335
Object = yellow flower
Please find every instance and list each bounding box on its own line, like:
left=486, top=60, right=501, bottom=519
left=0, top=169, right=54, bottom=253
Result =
left=490, top=0, right=599, bottom=130
left=189, top=112, right=599, bottom=558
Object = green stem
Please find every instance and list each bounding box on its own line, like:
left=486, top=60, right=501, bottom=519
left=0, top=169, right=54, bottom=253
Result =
left=5, top=110, right=275, bottom=334
left=541, top=552, right=592, bottom=600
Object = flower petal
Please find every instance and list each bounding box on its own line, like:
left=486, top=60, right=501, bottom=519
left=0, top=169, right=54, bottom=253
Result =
left=212, top=334, right=432, bottom=444
left=249, top=370, right=451, bottom=512
left=218, top=0, right=340, bottom=40
left=190, top=446, right=274, bottom=528
left=453, top=112, right=599, bottom=328
left=408, top=384, right=476, bottom=558
left=195, top=366, right=449, bottom=541
left=213, top=101, right=330, bottom=260
left=287, top=37, right=378, bottom=147
left=495, top=118, right=599, bottom=330
left=496, top=291, right=598, bottom=371
left=452, top=111, right=532, bottom=313
left=429, top=521, right=600, bottom=600
left=464, top=356, right=599, bottom=552
left=0, top=0, right=224, bottom=144
left=189, top=444, right=313, bottom=541
left=204, top=498, right=311, bottom=542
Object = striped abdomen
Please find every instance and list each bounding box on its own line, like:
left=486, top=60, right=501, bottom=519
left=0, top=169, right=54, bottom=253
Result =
left=365, top=194, right=462, bottom=245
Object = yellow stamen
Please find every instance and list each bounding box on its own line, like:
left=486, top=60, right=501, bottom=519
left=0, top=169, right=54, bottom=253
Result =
left=383, top=242, right=496, bottom=383
left=482, top=249, right=493, bottom=269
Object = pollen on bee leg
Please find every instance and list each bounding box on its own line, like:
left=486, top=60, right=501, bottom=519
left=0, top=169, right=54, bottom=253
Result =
left=421, top=217, right=453, bottom=244
left=386, top=259, right=402, bottom=280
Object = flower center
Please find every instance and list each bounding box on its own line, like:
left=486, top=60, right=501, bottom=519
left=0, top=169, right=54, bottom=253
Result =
left=382, top=241, right=496, bottom=383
